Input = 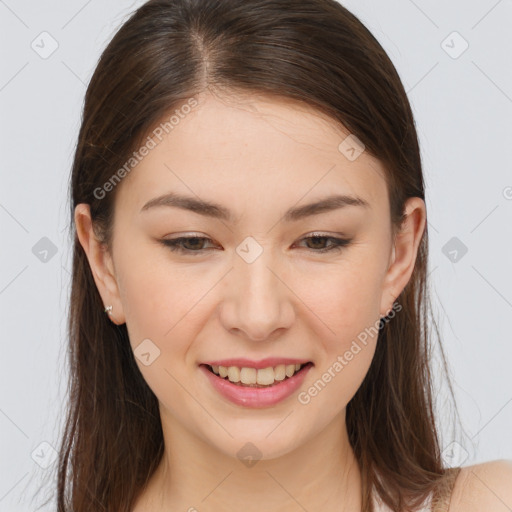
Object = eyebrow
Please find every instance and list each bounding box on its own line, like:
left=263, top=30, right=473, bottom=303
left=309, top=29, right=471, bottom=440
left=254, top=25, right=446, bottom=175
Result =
left=140, top=191, right=370, bottom=222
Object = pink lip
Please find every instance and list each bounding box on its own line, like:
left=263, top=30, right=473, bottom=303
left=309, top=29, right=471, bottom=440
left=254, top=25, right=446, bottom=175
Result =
left=201, top=358, right=310, bottom=370
left=199, top=362, right=314, bottom=408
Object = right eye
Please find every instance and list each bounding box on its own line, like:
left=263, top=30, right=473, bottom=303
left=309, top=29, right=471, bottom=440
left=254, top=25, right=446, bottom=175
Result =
left=160, top=236, right=218, bottom=255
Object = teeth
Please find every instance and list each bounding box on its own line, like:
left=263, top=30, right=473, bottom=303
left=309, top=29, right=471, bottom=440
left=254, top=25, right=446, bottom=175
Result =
left=210, top=363, right=307, bottom=386
left=256, top=367, right=274, bottom=385
left=274, top=364, right=286, bottom=381
left=227, top=366, right=240, bottom=383
left=285, top=364, right=296, bottom=377
left=240, top=367, right=256, bottom=384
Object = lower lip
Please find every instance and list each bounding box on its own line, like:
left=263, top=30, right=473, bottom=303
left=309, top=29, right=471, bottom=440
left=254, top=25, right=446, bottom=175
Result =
left=199, top=363, right=313, bottom=408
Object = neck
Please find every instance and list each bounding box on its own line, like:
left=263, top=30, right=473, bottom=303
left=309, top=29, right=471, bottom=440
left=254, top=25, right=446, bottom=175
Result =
left=135, top=408, right=363, bottom=512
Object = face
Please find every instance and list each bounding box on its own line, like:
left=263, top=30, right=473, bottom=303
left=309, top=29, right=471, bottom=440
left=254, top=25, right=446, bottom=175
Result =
left=76, top=91, right=425, bottom=461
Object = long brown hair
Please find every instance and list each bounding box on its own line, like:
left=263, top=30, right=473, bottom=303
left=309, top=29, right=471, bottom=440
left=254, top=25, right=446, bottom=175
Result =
left=54, top=0, right=467, bottom=510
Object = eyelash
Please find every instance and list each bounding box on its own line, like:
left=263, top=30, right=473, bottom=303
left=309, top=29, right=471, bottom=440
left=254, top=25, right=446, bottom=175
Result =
left=160, top=233, right=352, bottom=255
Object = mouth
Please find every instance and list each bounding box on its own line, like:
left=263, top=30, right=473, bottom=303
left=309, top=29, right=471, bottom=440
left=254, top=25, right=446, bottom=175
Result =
left=200, top=362, right=314, bottom=388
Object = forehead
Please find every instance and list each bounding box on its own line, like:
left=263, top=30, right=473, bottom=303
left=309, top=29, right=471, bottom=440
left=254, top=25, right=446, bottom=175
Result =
left=115, top=91, right=388, bottom=219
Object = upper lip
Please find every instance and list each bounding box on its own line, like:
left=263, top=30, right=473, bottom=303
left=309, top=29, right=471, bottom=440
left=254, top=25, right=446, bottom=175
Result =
left=201, top=358, right=312, bottom=370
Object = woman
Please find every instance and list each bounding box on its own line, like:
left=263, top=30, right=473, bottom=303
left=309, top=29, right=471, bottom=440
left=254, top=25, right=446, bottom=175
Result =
left=58, top=0, right=512, bottom=510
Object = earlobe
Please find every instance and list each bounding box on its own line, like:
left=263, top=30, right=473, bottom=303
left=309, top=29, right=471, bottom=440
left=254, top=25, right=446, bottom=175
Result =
left=74, top=204, right=126, bottom=325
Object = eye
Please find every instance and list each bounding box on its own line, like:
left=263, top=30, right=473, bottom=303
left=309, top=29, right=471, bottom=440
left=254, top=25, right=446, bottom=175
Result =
left=160, top=236, right=217, bottom=255
left=159, top=233, right=352, bottom=255
left=293, top=233, right=352, bottom=253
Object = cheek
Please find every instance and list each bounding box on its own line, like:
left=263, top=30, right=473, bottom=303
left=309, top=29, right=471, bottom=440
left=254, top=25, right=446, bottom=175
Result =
left=307, top=340, right=377, bottom=417
left=298, top=280, right=380, bottom=414
left=114, top=242, right=208, bottom=352
left=292, top=260, right=383, bottom=403
left=293, top=258, right=383, bottom=342
left=114, top=248, right=210, bottom=406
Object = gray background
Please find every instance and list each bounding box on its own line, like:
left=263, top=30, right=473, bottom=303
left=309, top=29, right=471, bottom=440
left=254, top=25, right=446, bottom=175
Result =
left=1, top=0, right=511, bottom=510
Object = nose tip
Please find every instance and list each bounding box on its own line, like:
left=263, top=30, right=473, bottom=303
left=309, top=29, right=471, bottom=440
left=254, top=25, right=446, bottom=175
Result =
left=221, top=268, right=295, bottom=342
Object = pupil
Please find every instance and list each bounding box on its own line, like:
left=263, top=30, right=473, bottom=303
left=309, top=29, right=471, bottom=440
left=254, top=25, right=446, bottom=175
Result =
left=309, top=236, right=325, bottom=248
left=186, top=237, right=203, bottom=250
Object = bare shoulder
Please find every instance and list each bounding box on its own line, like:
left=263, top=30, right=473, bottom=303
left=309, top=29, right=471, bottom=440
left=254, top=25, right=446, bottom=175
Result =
left=449, top=459, right=512, bottom=512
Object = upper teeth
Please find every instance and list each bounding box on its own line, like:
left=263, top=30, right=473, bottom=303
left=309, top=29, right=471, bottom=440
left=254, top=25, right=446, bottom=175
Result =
left=211, top=364, right=303, bottom=385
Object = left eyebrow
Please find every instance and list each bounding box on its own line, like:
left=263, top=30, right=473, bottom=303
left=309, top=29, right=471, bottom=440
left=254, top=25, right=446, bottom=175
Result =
left=283, top=194, right=370, bottom=222
left=140, top=192, right=370, bottom=222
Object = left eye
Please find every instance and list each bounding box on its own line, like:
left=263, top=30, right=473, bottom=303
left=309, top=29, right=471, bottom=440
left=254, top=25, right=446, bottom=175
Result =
left=295, top=234, right=352, bottom=253
left=160, top=234, right=351, bottom=255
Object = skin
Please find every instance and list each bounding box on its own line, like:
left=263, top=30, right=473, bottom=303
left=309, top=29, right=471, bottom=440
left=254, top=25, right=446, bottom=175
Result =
left=75, top=90, right=428, bottom=511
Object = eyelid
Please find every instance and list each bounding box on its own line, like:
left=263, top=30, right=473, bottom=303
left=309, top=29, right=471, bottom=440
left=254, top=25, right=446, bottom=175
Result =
left=161, top=231, right=347, bottom=240
left=159, top=232, right=352, bottom=255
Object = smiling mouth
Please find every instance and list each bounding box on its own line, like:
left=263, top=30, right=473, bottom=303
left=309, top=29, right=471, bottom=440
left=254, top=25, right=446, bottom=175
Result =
left=203, top=362, right=313, bottom=388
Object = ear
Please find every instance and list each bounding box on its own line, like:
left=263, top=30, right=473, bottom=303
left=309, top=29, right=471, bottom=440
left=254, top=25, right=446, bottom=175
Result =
left=74, top=203, right=126, bottom=325
left=379, top=197, right=426, bottom=317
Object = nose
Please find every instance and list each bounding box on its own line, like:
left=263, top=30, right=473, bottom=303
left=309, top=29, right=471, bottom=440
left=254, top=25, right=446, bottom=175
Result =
left=219, top=249, right=295, bottom=342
